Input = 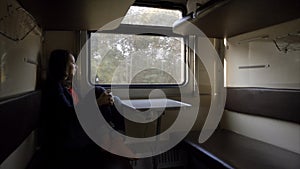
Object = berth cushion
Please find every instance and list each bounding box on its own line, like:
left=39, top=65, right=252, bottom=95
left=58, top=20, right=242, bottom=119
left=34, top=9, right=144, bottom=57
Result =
left=226, top=87, right=300, bottom=124
left=0, top=91, right=41, bottom=164
left=184, top=130, right=300, bottom=169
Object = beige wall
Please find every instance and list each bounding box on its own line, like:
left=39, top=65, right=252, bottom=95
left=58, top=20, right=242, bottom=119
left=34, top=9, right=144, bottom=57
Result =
left=0, top=0, right=41, bottom=167
left=221, top=19, right=300, bottom=154
left=226, top=41, right=300, bottom=89
left=226, top=19, right=300, bottom=89
left=0, top=31, right=41, bottom=98
left=0, top=0, right=42, bottom=98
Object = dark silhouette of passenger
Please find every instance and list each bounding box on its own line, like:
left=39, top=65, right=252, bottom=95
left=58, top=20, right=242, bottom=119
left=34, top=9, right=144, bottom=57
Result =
left=41, top=49, right=132, bottom=169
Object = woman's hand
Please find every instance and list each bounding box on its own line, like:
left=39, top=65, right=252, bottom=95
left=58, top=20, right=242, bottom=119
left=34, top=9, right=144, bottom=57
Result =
left=97, top=90, right=114, bottom=106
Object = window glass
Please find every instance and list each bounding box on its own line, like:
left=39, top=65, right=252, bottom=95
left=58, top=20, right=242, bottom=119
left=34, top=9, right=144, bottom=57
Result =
left=89, top=6, right=185, bottom=85
left=121, top=6, right=182, bottom=27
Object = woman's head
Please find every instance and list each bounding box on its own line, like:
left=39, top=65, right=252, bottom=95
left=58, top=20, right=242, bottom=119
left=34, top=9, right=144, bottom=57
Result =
left=47, top=49, right=76, bottom=82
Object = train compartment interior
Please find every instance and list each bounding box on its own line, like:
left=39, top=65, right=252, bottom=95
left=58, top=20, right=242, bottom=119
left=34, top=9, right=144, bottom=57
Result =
left=0, top=0, right=299, bottom=169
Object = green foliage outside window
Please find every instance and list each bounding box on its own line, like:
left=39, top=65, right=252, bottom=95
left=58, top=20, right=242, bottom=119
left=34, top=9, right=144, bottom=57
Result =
left=90, top=6, right=184, bottom=85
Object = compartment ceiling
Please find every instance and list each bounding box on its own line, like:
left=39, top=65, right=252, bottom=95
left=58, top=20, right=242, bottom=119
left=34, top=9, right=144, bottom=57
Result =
left=17, top=0, right=300, bottom=37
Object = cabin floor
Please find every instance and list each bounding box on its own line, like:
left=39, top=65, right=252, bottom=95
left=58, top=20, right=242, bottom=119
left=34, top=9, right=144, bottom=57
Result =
left=131, top=146, right=187, bottom=169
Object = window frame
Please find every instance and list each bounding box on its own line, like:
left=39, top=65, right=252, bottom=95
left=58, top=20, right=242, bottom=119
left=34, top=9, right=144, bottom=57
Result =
left=88, top=9, right=188, bottom=88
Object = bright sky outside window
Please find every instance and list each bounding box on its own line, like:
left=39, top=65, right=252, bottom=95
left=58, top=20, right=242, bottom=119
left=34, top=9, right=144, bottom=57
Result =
left=121, top=6, right=182, bottom=27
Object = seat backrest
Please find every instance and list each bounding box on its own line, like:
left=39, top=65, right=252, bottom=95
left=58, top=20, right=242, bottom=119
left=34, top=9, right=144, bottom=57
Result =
left=225, top=87, right=300, bottom=124
left=0, top=91, right=41, bottom=164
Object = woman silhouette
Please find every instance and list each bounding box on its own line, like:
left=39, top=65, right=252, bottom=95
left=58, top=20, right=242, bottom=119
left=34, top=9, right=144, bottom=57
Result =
left=41, top=49, right=132, bottom=169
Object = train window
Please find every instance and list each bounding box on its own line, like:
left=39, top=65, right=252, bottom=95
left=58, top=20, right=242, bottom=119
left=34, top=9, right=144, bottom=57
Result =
left=89, top=6, right=185, bottom=86
left=121, top=6, right=182, bottom=27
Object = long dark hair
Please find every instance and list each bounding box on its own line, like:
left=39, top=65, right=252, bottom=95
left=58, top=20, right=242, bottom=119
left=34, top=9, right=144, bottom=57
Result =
left=46, top=49, right=70, bottom=82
